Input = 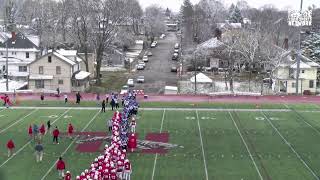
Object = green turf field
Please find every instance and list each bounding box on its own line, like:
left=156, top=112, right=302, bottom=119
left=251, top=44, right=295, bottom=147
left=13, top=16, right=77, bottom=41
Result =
left=1, top=103, right=320, bottom=180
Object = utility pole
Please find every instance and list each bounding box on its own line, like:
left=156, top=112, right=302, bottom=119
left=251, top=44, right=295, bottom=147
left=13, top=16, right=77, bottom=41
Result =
left=194, top=52, right=197, bottom=95
left=295, top=0, right=303, bottom=95
left=5, top=37, right=8, bottom=91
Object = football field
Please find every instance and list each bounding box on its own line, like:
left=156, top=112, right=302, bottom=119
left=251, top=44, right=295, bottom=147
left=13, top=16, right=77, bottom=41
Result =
left=1, top=103, right=320, bottom=180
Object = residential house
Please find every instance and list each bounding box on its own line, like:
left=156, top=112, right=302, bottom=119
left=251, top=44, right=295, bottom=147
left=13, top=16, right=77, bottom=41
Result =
left=274, top=50, right=319, bottom=94
left=0, top=32, right=40, bottom=80
left=28, top=49, right=91, bottom=93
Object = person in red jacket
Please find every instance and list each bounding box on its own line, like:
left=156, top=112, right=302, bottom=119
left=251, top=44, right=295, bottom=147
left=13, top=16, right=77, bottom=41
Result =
left=39, top=124, right=46, bottom=139
left=64, top=171, right=71, bottom=180
left=28, top=125, right=33, bottom=139
left=128, top=133, right=137, bottom=152
left=67, top=123, right=74, bottom=139
left=6, top=139, right=15, bottom=157
left=53, top=126, right=60, bottom=144
left=56, top=157, right=66, bottom=179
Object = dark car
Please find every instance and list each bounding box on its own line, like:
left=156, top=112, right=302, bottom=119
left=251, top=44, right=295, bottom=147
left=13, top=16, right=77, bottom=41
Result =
left=172, top=53, right=179, bottom=60
left=171, top=66, right=177, bottom=72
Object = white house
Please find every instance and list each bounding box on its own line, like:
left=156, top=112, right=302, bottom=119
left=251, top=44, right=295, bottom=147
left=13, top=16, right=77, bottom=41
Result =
left=0, top=33, right=40, bottom=80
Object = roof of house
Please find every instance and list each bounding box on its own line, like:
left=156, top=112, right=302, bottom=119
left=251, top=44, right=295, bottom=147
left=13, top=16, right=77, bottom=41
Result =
left=196, top=37, right=224, bottom=51
left=53, top=52, right=77, bottom=66
left=278, top=49, right=320, bottom=68
left=29, top=49, right=80, bottom=66
left=0, top=33, right=39, bottom=49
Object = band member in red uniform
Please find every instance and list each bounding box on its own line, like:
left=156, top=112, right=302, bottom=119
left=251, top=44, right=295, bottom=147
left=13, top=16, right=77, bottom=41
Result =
left=128, top=133, right=137, bottom=152
left=6, top=139, right=15, bottom=157
left=67, top=123, right=74, bottom=138
left=28, top=125, right=33, bottom=138
left=53, top=126, right=60, bottom=144
left=56, top=157, right=66, bottom=179
left=64, top=171, right=71, bottom=180
left=123, top=159, right=132, bottom=180
left=39, top=124, right=46, bottom=139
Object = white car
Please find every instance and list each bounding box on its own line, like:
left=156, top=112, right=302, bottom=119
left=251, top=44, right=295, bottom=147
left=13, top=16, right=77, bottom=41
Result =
left=127, top=79, right=134, bottom=87
left=174, top=43, right=179, bottom=49
left=136, top=64, right=144, bottom=70
left=160, top=34, right=166, bottom=39
left=138, top=61, right=146, bottom=67
left=120, top=85, right=128, bottom=95
left=137, top=76, right=145, bottom=83
left=151, top=43, right=156, bottom=48
left=174, top=49, right=179, bottom=53
left=143, top=56, right=148, bottom=62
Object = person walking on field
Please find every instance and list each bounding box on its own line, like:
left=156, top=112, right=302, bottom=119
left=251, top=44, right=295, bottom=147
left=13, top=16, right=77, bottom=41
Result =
left=101, top=100, right=106, bottom=113
left=105, top=94, right=109, bottom=104
left=47, top=120, right=51, bottom=134
left=56, top=157, right=66, bottom=179
left=110, top=98, right=115, bottom=111
left=35, top=141, right=44, bottom=162
left=107, top=119, right=112, bottom=133
left=115, top=98, right=119, bottom=109
left=53, top=126, right=60, bottom=144
left=33, top=124, right=39, bottom=141
left=67, top=123, right=74, bottom=139
left=6, top=139, right=15, bottom=157
left=64, top=171, right=71, bottom=180
left=64, top=94, right=68, bottom=104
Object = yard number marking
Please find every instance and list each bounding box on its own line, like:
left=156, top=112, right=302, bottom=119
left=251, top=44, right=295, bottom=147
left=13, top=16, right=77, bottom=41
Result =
left=48, top=115, right=58, bottom=118
left=186, top=116, right=216, bottom=120
left=185, top=116, right=195, bottom=120
left=64, top=115, right=72, bottom=119
left=255, top=117, right=281, bottom=121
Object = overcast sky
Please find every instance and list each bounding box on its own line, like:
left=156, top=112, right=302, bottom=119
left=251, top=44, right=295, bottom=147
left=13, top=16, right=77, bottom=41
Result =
left=138, top=0, right=320, bottom=12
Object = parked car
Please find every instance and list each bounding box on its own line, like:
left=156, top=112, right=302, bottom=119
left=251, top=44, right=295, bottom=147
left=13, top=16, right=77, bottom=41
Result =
left=160, top=34, right=166, bottom=39
left=174, top=43, right=179, bottom=49
left=143, top=56, right=148, bottom=62
left=127, top=79, right=134, bottom=87
left=174, top=49, right=179, bottom=53
left=172, top=53, right=179, bottom=60
left=171, top=66, right=177, bottom=72
left=147, top=51, right=153, bottom=56
left=150, top=43, right=156, bottom=48
left=138, top=61, right=145, bottom=67
left=120, top=85, right=129, bottom=95
left=136, top=76, right=145, bottom=83
left=136, top=64, right=144, bottom=70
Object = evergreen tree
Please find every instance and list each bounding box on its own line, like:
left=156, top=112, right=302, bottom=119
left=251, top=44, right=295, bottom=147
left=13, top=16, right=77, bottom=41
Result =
left=228, top=5, right=243, bottom=23
left=302, top=32, right=320, bottom=63
left=181, top=0, right=194, bottom=22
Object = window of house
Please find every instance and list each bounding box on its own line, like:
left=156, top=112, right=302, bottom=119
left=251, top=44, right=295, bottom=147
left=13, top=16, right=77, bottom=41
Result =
left=301, top=70, right=305, bottom=73
left=35, top=80, right=44, bottom=89
left=26, top=52, right=29, bottom=58
left=11, top=52, right=15, bottom=55
left=58, top=79, right=64, bottom=84
left=292, top=82, right=295, bottom=88
left=48, top=56, right=52, bottom=63
left=56, top=66, right=61, bottom=75
left=19, top=66, right=27, bottom=72
left=39, top=66, right=43, bottom=74
left=0, top=52, right=3, bottom=55
left=309, top=80, right=314, bottom=88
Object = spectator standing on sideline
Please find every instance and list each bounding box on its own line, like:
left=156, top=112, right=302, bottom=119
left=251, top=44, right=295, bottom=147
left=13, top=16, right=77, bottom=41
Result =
left=115, top=98, right=119, bottom=109
left=110, top=98, right=115, bottom=111
left=96, top=93, right=100, bottom=105
left=40, top=93, right=44, bottom=104
left=76, top=92, right=81, bottom=104
left=47, top=120, right=51, bottom=134
left=105, top=94, right=109, bottom=103
left=6, top=139, right=15, bottom=157
left=64, top=94, right=68, bottom=104
left=35, top=141, right=44, bottom=162
left=53, top=126, right=60, bottom=144
left=101, top=100, right=106, bottom=113
left=56, top=157, right=66, bottom=179
left=57, top=88, right=60, bottom=97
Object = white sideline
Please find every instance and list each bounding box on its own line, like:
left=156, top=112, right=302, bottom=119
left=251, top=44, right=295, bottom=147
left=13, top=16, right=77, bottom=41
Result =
left=40, top=110, right=101, bottom=180
left=0, top=109, right=38, bottom=134
left=151, top=109, right=166, bottom=180
left=228, top=112, right=263, bottom=180
left=0, top=109, right=71, bottom=168
left=261, top=111, right=319, bottom=180
left=196, top=110, right=209, bottom=180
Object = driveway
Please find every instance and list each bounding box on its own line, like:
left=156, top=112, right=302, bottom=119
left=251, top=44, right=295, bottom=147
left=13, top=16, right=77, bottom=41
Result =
left=132, top=32, right=179, bottom=94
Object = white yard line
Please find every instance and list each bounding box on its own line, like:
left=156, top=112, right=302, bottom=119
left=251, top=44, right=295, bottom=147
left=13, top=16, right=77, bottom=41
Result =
left=40, top=110, right=101, bottom=180
left=261, top=111, right=319, bottom=180
left=0, top=109, right=71, bottom=168
left=0, top=109, right=38, bottom=134
left=196, top=110, right=209, bottom=180
left=228, top=111, right=264, bottom=180
left=151, top=109, right=166, bottom=180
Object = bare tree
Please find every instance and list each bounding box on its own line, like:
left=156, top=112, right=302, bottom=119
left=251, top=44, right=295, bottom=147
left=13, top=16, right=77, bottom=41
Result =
left=144, top=5, right=166, bottom=41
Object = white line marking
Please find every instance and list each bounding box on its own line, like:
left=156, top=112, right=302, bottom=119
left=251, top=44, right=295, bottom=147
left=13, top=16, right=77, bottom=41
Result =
left=261, top=111, right=319, bottom=180
left=0, top=109, right=71, bottom=168
left=228, top=112, right=263, bottom=180
left=151, top=109, right=166, bottom=180
left=196, top=110, right=209, bottom=180
left=0, top=109, right=38, bottom=134
left=40, top=110, right=101, bottom=180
